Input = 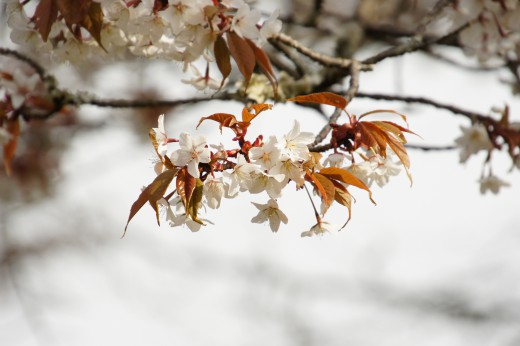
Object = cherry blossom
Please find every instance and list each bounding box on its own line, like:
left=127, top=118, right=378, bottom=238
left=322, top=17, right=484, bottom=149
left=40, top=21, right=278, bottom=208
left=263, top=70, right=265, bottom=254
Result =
left=231, top=3, right=262, bottom=40
left=251, top=199, right=288, bottom=232
left=223, top=154, right=262, bottom=196
left=171, top=133, right=211, bottom=178
left=455, top=123, right=494, bottom=163
left=281, top=121, right=314, bottom=162
left=203, top=175, right=226, bottom=209
left=301, top=221, right=334, bottom=238
left=249, top=136, right=282, bottom=170
left=479, top=175, right=510, bottom=194
left=151, top=114, right=168, bottom=156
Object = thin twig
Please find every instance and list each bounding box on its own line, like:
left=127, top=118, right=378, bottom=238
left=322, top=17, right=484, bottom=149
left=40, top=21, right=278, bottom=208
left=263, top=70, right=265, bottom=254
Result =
left=355, top=91, right=490, bottom=122
left=271, top=33, right=372, bottom=71
left=405, top=144, right=457, bottom=151
left=362, top=22, right=469, bottom=65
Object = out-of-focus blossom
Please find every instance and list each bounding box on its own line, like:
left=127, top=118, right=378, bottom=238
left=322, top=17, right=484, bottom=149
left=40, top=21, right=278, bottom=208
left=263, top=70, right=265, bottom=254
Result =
left=479, top=175, right=510, bottom=194
left=251, top=199, right=288, bottom=232
left=231, top=3, right=261, bottom=40
left=455, top=123, right=494, bottom=163
left=323, top=152, right=351, bottom=167
left=181, top=65, right=223, bottom=91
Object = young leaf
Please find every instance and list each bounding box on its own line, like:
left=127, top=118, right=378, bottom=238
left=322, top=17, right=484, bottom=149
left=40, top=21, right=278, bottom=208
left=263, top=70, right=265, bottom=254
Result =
left=176, top=167, right=196, bottom=209
left=246, top=39, right=277, bottom=92
left=82, top=2, right=106, bottom=50
left=148, top=169, right=178, bottom=225
left=196, top=113, right=238, bottom=133
left=305, top=170, right=335, bottom=211
left=313, top=173, right=336, bottom=213
left=55, top=0, right=92, bottom=26
left=187, top=178, right=205, bottom=225
left=227, top=31, right=256, bottom=87
left=32, top=0, right=59, bottom=42
left=123, top=185, right=151, bottom=237
left=334, top=186, right=353, bottom=227
left=288, top=92, right=347, bottom=110
left=358, top=109, right=408, bottom=125
left=320, top=167, right=375, bottom=205
left=241, top=103, right=272, bottom=123
left=214, top=35, right=232, bottom=88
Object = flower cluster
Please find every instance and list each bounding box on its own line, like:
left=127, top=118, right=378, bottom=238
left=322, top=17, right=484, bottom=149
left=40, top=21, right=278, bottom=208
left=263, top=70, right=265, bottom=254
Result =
left=6, top=0, right=282, bottom=90
left=126, top=93, right=415, bottom=237
left=445, top=0, right=520, bottom=62
left=454, top=117, right=519, bottom=195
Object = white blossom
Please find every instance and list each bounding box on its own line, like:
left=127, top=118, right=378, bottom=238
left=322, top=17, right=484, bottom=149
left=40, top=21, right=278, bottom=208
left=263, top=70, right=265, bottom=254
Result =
left=251, top=199, right=288, bottom=232
left=270, top=159, right=306, bottom=186
left=249, top=136, right=282, bottom=170
left=231, top=3, right=261, bottom=40
left=181, top=65, right=222, bottom=91
left=223, top=154, right=261, bottom=196
left=455, top=123, right=494, bottom=163
left=171, top=133, right=211, bottom=178
left=151, top=114, right=168, bottom=156
left=281, top=120, right=314, bottom=162
left=323, top=152, right=351, bottom=167
left=301, top=221, right=334, bottom=237
left=479, top=175, right=510, bottom=194
left=348, top=154, right=401, bottom=188
left=259, top=9, right=282, bottom=43
left=203, top=175, right=226, bottom=209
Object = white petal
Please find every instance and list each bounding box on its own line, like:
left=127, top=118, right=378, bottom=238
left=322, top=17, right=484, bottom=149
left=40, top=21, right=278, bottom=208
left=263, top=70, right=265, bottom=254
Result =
left=187, top=159, right=200, bottom=178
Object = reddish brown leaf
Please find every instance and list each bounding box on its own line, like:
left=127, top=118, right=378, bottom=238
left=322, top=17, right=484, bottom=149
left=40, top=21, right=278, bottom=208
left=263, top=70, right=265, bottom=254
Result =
left=373, top=121, right=409, bottom=143
left=187, top=178, right=205, bottom=225
left=82, top=2, right=106, bottom=50
left=214, top=35, right=232, bottom=88
left=148, top=168, right=177, bottom=225
left=358, top=109, right=408, bottom=125
left=305, top=170, right=335, bottom=213
left=356, top=121, right=388, bottom=154
left=55, top=0, right=92, bottom=26
left=123, top=185, right=151, bottom=237
left=32, top=0, right=59, bottom=42
left=176, top=167, right=196, bottom=209
left=288, top=92, right=347, bottom=110
left=246, top=39, right=277, bottom=92
left=313, top=173, right=336, bottom=213
left=2, top=118, right=20, bottom=176
left=227, top=31, right=256, bottom=87
left=320, top=167, right=375, bottom=205
left=197, top=113, right=238, bottom=133
left=241, top=103, right=272, bottom=123
left=152, top=0, right=169, bottom=13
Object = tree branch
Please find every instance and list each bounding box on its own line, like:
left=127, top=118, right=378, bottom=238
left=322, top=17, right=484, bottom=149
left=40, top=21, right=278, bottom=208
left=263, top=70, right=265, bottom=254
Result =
left=355, top=92, right=490, bottom=122
left=270, top=33, right=372, bottom=72
left=362, top=22, right=469, bottom=65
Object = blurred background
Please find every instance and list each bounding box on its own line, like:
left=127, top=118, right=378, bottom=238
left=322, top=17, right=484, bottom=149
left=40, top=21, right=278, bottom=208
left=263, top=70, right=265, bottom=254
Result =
left=1, top=1, right=520, bottom=345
